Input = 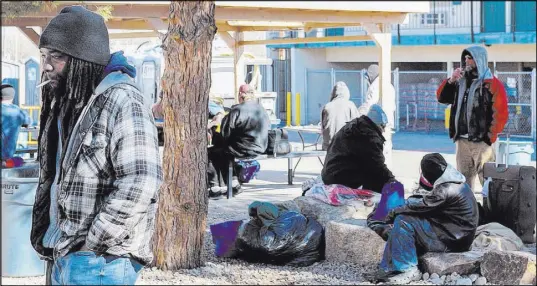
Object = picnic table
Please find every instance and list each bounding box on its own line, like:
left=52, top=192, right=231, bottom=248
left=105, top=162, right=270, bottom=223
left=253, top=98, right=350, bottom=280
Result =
left=283, top=125, right=325, bottom=174
left=227, top=150, right=327, bottom=199
left=14, top=147, right=38, bottom=159
left=283, top=125, right=323, bottom=151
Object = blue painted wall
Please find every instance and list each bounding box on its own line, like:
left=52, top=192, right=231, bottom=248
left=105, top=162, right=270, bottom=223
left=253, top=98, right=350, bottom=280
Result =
left=267, top=31, right=536, bottom=49
left=482, top=1, right=506, bottom=33
left=515, top=1, right=537, bottom=32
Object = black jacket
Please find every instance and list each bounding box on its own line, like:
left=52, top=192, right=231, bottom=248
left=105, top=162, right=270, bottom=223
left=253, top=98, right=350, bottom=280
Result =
left=220, top=101, right=270, bottom=158
left=391, top=164, right=479, bottom=252
left=436, top=45, right=508, bottom=145
left=321, top=115, right=394, bottom=193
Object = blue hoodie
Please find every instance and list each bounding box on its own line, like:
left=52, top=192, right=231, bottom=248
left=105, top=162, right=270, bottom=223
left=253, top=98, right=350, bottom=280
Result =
left=103, top=51, right=136, bottom=79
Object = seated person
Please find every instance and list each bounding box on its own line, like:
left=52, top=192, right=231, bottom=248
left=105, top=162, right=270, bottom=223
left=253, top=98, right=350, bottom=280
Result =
left=321, top=104, right=394, bottom=193
left=220, top=84, right=270, bottom=158
left=366, top=153, right=479, bottom=284
left=208, top=98, right=226, bottom=132
left=321, top=81, right=358, bottom=151
left=152, top=91, right=164, bottom=120
left=207, top=84, right=270, bottom=199
left=2, top=84, right=32, bottom=161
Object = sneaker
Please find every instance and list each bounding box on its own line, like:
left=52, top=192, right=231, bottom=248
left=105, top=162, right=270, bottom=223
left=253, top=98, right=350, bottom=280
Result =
left=232, top=184, right=243, bottom=195
left=208, top=186, right=225, bottom=200
left=365, top=266, right=421, bottom=285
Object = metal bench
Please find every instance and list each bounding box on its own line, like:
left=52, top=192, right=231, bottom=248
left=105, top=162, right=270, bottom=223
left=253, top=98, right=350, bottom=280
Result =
left=14, top=147, right=38, bottom=159
left=226, top=150, right=327, bottom=199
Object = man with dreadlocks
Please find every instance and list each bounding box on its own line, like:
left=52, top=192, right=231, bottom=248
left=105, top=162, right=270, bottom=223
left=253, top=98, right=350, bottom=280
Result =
left=30, top=6, right=162, bottom=285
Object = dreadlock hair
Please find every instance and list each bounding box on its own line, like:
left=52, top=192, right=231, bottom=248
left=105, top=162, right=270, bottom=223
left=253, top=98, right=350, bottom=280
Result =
left=38, top=57, right=104, bottom=180
left=40, top=57, right=105, bottom=145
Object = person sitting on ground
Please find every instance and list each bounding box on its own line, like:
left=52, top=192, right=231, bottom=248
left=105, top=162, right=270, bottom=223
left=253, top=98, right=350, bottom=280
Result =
left=321, top=104, right=395, bottom=193
left=321, top=81, right=359, bottom=151
left=207, top=84, right=270, bottom=199
left=366, top=153, right=479, bottom=284
left=1, top=84, right=32, bottom=161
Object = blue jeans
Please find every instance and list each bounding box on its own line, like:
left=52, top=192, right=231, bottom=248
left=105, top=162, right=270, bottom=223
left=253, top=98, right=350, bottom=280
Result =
left=49, top=251, right=143, bottom=285
left=380, top=215, right=447, bottom=273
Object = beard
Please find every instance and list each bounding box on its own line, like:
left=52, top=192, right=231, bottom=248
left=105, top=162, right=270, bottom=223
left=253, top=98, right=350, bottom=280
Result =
left=463, top=65, right=478, bottom=78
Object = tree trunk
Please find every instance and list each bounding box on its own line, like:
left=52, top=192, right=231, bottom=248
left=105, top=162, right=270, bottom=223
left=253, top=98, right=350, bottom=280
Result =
left=153, top=1, right=216, bottom=270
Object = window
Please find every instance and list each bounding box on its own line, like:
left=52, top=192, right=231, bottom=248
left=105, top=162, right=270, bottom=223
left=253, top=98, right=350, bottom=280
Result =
left=420, top=13, right=446, bottom=25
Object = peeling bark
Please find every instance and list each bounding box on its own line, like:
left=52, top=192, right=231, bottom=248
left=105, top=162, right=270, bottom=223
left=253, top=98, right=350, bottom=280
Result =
left=153, top=1, right=216, bottom=270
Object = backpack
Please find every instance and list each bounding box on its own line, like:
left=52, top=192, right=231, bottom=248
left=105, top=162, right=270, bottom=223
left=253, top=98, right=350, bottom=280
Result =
left=234, top=160, right=261, bottom=184
left=266, top=128, right=291, bottom=156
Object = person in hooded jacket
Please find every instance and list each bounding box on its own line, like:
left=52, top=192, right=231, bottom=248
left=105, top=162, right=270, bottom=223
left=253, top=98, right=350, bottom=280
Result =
left=357, top=64, right=396, bottom=168
left=366, top=153, right=479, bottom=284
left=321, top=81, right=359, bottom=150
left=436, top=45, right=508, bottom=190
left=321, top=104, right=395, bottom=193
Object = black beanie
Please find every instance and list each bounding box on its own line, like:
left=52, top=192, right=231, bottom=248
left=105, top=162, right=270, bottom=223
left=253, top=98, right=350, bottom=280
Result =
left=39, top=6, right=110, bottom=66
left=419, top=153, right=447, bottom=189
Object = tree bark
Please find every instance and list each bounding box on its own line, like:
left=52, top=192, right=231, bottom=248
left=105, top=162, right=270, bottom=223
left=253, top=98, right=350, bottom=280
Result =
left=153, top=1, right=216, bottom=270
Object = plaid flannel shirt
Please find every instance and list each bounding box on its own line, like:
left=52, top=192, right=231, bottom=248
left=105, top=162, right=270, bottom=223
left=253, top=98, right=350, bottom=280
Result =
left=31, top=72, right=162, bottom=265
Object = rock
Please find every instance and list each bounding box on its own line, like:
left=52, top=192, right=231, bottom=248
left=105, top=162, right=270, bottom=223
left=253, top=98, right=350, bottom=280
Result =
left=274, top=200, right=301, bottom=213
left=454, top=277, right=472, bottom=285
left=469, top=274, right=478, bottom=282
left=474, top=276, right=487, bottom=285
left=481, top=250, right=536, bottom=285
left=430, top=273, right=440, bottom=280
left=422, top=272, right=430, bottom=281
left=293, top=196, right=374, bottom=228
left=440, top=275, right=446, bottom=283
left=419, top=251, right=484, bottom=276
left=430, top=277, right=443, bottom=285
left=521, top=244, right=536, bottom=255
left=325, top=220, right=385, bottom=267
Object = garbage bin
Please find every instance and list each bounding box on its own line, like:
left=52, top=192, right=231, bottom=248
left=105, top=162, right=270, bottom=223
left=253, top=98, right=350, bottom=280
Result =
left=1, top=162, right=45, bottom=277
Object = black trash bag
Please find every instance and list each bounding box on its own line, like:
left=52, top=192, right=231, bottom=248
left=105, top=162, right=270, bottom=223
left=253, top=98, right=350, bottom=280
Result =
left=235, top=207, right=325, bottom=267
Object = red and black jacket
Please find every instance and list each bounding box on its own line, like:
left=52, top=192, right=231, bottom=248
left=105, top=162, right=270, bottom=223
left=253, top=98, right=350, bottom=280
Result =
left=436, top=46, right=508, bottom=145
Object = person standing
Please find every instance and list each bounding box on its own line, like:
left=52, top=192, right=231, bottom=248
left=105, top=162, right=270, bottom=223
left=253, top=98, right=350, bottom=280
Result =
left=30, top=6, right=162, bottom=285
left=358, top=64, right=396, bottom=168
left=321, top=81, right=359, bottom=150
left=1, top=83, right=32, bottom=160
left=436, top=45, right=508, bottom=190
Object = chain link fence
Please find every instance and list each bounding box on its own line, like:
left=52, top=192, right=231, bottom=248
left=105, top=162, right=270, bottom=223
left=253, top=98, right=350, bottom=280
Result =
left=305, top=68, right=536, bottom=140
left=495, top=71, right=535, bottom=138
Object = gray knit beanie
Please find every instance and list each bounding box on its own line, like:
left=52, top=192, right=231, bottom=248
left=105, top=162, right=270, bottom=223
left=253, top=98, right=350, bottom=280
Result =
left=39, top=6, right=110, bottom=65
left=367, top=104, right=388, bottom=127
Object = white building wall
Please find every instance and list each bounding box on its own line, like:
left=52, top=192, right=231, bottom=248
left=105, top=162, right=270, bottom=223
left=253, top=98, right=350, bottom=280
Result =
left=291, top=48, right=332, bottom=125
left=325, top=44, right=537, bottom=64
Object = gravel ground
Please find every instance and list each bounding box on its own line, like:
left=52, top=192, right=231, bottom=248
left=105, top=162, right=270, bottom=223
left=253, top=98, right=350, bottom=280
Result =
left=0, top=152, right=514, bottom=285
left=0, top=189, right=492, bottom=286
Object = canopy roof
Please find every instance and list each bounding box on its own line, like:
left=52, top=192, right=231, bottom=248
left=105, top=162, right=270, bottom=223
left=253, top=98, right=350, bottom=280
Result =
left=3, top=1, right=429, bottom=44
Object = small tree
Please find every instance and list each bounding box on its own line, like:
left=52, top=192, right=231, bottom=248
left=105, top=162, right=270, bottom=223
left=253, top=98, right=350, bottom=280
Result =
left=152, top=1, right=217, bottom=270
